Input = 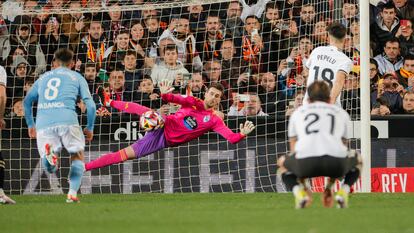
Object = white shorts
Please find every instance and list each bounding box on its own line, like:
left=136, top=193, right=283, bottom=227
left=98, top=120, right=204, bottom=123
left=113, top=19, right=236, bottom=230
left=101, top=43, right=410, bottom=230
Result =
left=37, top=125, right=85, bottom=157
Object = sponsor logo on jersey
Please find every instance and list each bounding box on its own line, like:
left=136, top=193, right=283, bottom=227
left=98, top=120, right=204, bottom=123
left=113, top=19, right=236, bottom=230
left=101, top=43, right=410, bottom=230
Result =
left=38, top=101, right=65, bottom=109
left=183, top=116, right=198, bottom=130
left=203, top=115, right=210, bottom=123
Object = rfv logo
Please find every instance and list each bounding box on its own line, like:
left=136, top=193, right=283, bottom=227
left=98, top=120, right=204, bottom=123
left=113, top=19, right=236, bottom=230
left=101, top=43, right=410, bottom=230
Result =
left=114, top=122, right=144, bottom=141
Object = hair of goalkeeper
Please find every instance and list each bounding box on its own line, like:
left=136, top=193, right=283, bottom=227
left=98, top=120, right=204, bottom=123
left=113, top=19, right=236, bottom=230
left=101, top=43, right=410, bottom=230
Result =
left=307, top=81, right=330, bottom=103
left=207, top=82, right=224, bottom=95
left=54, top=48, right=74, bottom=66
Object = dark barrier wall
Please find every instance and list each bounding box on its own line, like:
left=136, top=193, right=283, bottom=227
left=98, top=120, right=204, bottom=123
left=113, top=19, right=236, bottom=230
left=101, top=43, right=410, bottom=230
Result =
left=2, top=116, right=414, bottom=194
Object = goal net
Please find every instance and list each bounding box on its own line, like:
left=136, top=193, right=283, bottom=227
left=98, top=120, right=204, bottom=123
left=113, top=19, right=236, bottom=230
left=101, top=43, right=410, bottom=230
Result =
left=1, top=0, right=362, bottom=195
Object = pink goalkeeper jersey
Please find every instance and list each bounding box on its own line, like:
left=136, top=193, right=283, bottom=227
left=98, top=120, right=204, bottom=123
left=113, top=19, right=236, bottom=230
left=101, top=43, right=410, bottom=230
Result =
left=161, top=93, right=245, bottom=146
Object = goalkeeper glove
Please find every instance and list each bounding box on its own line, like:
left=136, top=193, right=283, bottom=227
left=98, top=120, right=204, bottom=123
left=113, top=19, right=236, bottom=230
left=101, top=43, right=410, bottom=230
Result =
left=240, top=121, right=255, bottom=136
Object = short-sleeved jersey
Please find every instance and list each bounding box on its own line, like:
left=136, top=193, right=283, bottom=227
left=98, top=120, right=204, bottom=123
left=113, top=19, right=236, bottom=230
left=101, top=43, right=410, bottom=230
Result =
left=24, top=67, right=95, bottom=131
left=0, top=65, right=7, bottom=86
left=303, top=45, right=353, bottom=106
left=288, top=101, right=351, bottom=159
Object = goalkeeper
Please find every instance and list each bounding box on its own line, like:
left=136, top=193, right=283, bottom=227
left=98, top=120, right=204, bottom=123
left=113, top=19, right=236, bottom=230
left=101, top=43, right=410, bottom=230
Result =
left=85, top=81, right=255, bottom=171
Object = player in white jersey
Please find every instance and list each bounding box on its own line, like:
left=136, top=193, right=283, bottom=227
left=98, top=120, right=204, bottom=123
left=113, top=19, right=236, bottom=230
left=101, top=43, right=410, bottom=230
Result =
left=303, top=22, right=353, bottom=106
left=0, top=65, right=15, bottom=204
left=24, top=49, right=96, bottom=203
left=278, top=81, right=362, bottom=209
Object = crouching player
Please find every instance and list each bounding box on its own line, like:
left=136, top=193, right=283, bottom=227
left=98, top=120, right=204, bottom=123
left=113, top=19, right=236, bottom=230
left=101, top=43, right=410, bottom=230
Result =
left=278, top=81, right=362, bottom=209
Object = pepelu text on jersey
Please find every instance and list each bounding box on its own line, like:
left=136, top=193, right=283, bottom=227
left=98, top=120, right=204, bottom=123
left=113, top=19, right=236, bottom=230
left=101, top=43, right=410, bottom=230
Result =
left=37, top=101, right=65, bottom=109
left=317, top=54, right=336, bottom=64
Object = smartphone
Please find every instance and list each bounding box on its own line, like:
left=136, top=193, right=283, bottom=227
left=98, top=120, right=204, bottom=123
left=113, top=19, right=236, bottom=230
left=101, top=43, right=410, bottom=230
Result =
left=238, top=94, right=250, bottom=102
left=287, top=60, right=295, bottom=69
left=183, top=73, right=192, bottom=81
left=400, top=19, right=409, bottom=27
left=50, top=17, right=57, bottom=24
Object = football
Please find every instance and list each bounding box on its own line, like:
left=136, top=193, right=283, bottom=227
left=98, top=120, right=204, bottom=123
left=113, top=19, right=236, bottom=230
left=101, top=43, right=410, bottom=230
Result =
left=139, top=111, right=164, bottom=131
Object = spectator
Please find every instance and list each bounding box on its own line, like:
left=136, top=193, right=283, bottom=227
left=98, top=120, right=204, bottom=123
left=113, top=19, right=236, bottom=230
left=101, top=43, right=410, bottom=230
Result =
left=374, top=38, right=404, bottom=75
left=342, top=71, right=360, bottom=116
left=122, top=50, right=142, bottom=91
left=228, top=93, right=269, bottom=116
left=78, top=21, right=108, bottom=67
left=1, top=0, right=24, bottom=22
left=395, top=18, right=414, bottom=57
left=103, top=1, right=127, bottom=47
left=222, top=1, right=244, bottom=38
left=187, top=72, right=206, bottom=99
left=150, top=44, right=189, bottom=86
left=2, top=16, right=46, bottom=75
left=133, top=76, right=161, bottom=109
left=392, top=0, right=414, bottom=21
left=235, top=15, right=269, bottom=73
left=220, top=39, right=249, bottom=87
left=258, top=72, right=285, bottom=114
left=8, top=56, right=32, bottom=102
left=285, top=89, right=304, bottom=117
left=396, top=54, right=414, bottom=87
left=107, top=70, right=132, bottom=107
left=61, top=1, right=88, bottom=52
left=103, top=29, right=131, bottom=71
left=144, top=16, right=162, bottom=46
left=371, top=96, right=392, bottom=116
left=373, top=73, right=403, bottom=113
left=40, top=15, right=70, bottom=71
left=371, top=2, right=400, bottom=56
left=341, top=0, right=358, bottom=28
left=203, top=60, right=232, bottom=110
left=313, top=19, right=329, bottom=46
left=10, top=98, right=24, bottom=118
left=277, top=58, right=308, bottom=100
left=296, top=3, right=317, bottom=36
left=196, top=13, right=223, bottom=62
left=399, top=90, right=414, bottom=113
left=370, top=58, right=382, bottom=92
left=129, top=20, right=148, bottom=59
left=83, top=62, right=101, bottom=93
left=158, top=15, right=202, bottom=72
left=187, top=4, right=206, bottom=33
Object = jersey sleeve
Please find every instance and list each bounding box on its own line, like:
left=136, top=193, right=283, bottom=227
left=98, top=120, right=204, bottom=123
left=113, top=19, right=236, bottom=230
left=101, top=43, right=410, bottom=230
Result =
left=339, top=58, right=353, bottom=75
left=23, top=80, right=40, bottom=128
left=305, top=52, right=313, bottom=69
left=0, top=66, right=7, bottom=86
left=287, top=111, right=298, bottom=138
left=211, top=116, right=245, bottom=144
left=161, top=93, right=196, bottom=108
left=78, top=77, right=96, bottom=131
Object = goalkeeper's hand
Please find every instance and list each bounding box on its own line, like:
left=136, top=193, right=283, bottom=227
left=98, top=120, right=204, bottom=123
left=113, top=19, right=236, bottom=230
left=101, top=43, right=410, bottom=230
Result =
left=240, top=121, right=255, bottom=136
left=159, top=80, right=175, bottom=94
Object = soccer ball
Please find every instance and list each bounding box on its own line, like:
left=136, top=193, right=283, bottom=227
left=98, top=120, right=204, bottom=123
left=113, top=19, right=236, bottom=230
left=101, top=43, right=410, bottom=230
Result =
left=139, top=111, right=164, bottom=131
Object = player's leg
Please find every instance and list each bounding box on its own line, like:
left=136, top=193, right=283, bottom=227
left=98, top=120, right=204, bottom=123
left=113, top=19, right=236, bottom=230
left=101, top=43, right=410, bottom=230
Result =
left=37, top=129, right=61, bottom=174
left=97, top=86, right=150, bottom=115
left=335, top=150, right=362, bottom=208
left=61, top=125, right=87, bottom=203
left=277, top=155, right=310, bottom=209
left=85, top=128, right=167, bottom=171
left=322, top=178, right=336, bottom=208
left=0, top=152, right=15, bottom=204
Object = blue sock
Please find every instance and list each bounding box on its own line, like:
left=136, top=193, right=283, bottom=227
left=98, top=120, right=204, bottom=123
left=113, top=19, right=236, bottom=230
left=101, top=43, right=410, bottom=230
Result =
left=42, top=156, right=57, bottom=174
left=68, top=160, right=85, bottom=197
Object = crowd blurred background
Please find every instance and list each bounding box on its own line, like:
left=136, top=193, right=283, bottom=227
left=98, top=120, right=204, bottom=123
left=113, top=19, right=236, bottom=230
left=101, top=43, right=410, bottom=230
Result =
left=0, top=0, right=413, bottom=120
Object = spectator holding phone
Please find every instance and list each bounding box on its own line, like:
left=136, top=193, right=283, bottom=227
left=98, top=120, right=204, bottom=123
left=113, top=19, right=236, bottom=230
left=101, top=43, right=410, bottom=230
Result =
left=372, top=73, right=403, bottom=113
left=228, top=93, right=268, bottom=116
left=396, top=19, right=414, bottom=57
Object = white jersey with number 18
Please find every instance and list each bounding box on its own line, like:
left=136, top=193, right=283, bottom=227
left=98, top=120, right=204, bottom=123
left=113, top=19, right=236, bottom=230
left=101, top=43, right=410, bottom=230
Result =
left=303, top=45, right=353, bottom=106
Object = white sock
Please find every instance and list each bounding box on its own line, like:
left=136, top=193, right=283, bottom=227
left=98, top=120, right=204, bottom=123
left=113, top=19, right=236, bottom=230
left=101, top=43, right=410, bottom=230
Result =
left=342, top=184, right=350, bottom=193
left=68, top=189, right=77, bottom=197
left=292, top=184, right=303, bottom=196
left=0, top=188, right=4, bottom=196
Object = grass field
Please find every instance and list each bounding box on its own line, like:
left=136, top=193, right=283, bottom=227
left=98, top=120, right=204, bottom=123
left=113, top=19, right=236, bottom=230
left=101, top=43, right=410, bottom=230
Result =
left=1, top=193, right=413, bottom=233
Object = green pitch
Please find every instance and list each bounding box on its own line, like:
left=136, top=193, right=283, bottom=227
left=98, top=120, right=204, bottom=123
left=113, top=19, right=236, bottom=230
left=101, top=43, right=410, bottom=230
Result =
left=1, top=193, right=413, bottom=233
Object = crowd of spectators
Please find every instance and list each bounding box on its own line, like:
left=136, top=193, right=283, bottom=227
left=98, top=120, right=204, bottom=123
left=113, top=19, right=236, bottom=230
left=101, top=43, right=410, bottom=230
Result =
left=1, top=0, right=414, bottom=120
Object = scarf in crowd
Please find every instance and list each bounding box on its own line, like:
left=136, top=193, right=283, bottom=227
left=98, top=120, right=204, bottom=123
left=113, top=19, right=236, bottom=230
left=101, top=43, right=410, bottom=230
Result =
left=86, top=35, right=105, bottom=66
left=400, top=67, right=414, bottom=78
left=203, top=32, right=223, bottom=60
left=242, top=35, right=260, bottom=72
left=287, top=55, right=304, bottom=88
